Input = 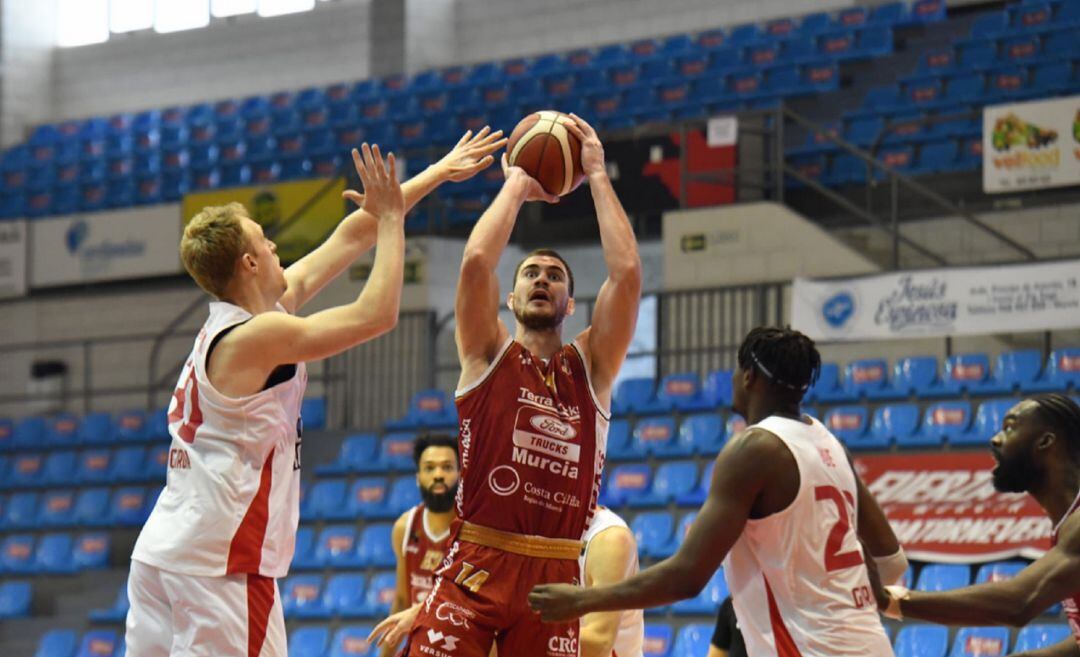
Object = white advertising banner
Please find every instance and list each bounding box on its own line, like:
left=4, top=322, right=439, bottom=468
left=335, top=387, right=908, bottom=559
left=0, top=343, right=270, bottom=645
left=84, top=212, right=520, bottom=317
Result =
left=0, top=220, right=27, bottom=298
left=983, top=94, right=1080, bottom=193
left=30, top=205, right=183, bottom=288
left=792, top=260, right=1080, bottom=342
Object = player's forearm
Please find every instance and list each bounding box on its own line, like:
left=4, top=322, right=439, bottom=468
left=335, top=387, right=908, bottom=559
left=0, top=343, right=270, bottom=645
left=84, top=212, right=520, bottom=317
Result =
left=351, top=220, right=405, bottom=333
left=577, top=557, right=704, bottom=614
left=1015, top=638, right=1080, bottom=657
left=898, top=583, right=1039, bottom=627
left=588, top=171, right=641, bottom=283
left=460, top=175, right=528, bottom=270
left=401, top=164, right=450, bottom=215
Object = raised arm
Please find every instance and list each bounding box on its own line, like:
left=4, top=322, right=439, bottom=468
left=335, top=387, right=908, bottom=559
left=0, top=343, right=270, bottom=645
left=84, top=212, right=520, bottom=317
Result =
left=566, top=115, right=642, bottom=406
left=529, top=429, right=786, bottom=620
left=875, top=514, right=1080, bottom=627
left=455, top=156, right=557, bottom=386
left=226, top=144, right=404, bottom=370
left=580, top=526, right=638, bottom=657
left=280, top=128, right=506, bottom=313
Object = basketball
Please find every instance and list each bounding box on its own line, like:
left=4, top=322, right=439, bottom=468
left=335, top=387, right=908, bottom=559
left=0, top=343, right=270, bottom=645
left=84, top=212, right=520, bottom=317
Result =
left=506, top=110, right=585, bottom=197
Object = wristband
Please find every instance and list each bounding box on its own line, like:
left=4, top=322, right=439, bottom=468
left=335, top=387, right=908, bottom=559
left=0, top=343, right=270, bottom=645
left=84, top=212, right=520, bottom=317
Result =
left=883, top=585, right=910, bottom=620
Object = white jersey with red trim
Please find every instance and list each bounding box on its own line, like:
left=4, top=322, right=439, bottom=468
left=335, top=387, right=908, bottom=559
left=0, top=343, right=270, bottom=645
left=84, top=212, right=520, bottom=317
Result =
left=579, top=507, right=644, bottom=657
left=722, top=415, right=893, bottom=657
left=132, top=301, right=308, bottom=579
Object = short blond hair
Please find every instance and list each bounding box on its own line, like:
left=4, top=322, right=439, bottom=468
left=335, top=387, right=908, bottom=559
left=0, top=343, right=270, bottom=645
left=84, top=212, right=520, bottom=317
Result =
left=180, top=202, right=250, bottom=298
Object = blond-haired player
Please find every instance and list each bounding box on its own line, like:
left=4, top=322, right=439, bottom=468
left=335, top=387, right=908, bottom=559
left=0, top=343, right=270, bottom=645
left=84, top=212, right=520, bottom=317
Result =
left=125, top=129, right=505, bottom=657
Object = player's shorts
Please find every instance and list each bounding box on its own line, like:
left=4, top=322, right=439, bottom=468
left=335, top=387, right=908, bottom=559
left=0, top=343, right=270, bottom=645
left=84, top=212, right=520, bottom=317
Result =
left=125, top=559, right=286, bottom=657
left=405, top=522, right=584, bottom=657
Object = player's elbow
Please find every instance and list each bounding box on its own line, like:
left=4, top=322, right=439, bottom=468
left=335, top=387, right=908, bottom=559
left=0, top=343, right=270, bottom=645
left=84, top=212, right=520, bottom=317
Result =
left=1010, top=593, right=1044, bottom=627
left=461, top=247, right=495, bottom=274
left=609, top=257, right=642, bottom=288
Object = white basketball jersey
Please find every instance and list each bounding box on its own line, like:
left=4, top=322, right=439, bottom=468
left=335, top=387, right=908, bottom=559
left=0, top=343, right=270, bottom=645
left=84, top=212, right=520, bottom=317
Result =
left=132, top=301, right=308, bottom=579
left=722, top=416, right=893, bottom=657
left=580, top=507, right=644, bottom=657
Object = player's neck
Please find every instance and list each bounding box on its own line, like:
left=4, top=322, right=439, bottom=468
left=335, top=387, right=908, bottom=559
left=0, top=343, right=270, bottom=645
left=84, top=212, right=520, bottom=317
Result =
left=222, top=282, right=277, bottom=315
left=424, top=507, right=455, bottom=537
left=515, top=326, right=564, bottom=361
left=1033, top=464, right=1080, bottom=527
left=745, top=399, right=803, bottom=425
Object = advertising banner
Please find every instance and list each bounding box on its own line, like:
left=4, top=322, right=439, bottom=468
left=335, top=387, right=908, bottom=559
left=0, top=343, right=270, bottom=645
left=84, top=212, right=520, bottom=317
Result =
left=792, top=259, right=1080, bottom=341
left=29, top=206, right=182, bottom=288
left=855, top=452, right=1051, bottom=563
left=182, top=178, right=346, bottom=264
left=983, top=94, right=1080, bottom=193
left=0, top=220, right=27, bottom=298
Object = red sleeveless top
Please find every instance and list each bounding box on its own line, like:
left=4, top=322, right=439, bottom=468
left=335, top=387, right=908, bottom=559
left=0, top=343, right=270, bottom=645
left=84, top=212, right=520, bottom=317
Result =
left=454, top=339, right=609, bottom=541
left=402, top=504, right=449, bottom=605
left=1052, top=489, right=1080, bottom=646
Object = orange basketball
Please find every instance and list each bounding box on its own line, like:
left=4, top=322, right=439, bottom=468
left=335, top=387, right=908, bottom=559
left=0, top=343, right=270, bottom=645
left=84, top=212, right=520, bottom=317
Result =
left=506, top=111, right=585, bottom=197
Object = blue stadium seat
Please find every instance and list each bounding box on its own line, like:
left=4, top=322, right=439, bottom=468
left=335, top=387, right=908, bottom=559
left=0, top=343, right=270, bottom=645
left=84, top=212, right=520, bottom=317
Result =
left=109, top=446, right=146, bottom=483
left=9, top=453, right=44, bottom=488
left=290, top=627, right=330, bottom=657
left=631, top=461, right=698, bottom=507
left=282, top=575, right=326, bottom=619
left=35, top=533, right=75, bottom=574
left=656, top=373, right=713, bottom=413
left=323, top=573, right=368, bottom=618
left=676, top=461, right=713, bottom=508
left=940, top=353, right=991, bottom=394
left=146, top=445, right=168, bottom=481
left=643, top=624, right=674, bottom=657
left=634, top=417, right=682, bottom=457
left=386, top=389, right=455, bottom=430
left=679, top=413, right=725, bottom=455
left=5, top=492, right=40, bottom=529
left=315, top=525, right=362, bottom=570
left=1031, top=61, right=1073, bottom=94
left=806, top=363, right=852, bottom=403
left=364, top=572, right=397, bottom=617
left=0, top=581, right=31, bottom=618
left=0, top=418, right=13, bottom=451
left=954, top=399, right=1017, bottom=446
left=71, top=488, right=109, bottom=527
left=725, top=415, right=748, bottom=440
left=378, top=433, right=417, bottom=472
left=843, top=359, right=889, bottom=398
left=895, top=625, right=949, bottom=657
left=1029, top=348, right=1080, bottom=391
left=607, top=420, right=645, bottom=461
left=291, top=526, right=317, bottom=571
left=823, top=406, right=877, bottom=448
left=35, top=629, right=78, bottom=657
left=1014, top=624, right=1071, bottom=652
left=602, top=463, right=652, bottom=507
left=882, top=355, right=943, bottom=398
left=613, top=378, right=671, bottom=416
left=917, top=564, right=971, bottom=591
left=357, top=524, right=395, bottom=568
left=701, top=370, right=733, bottom=408
left=14, top=416, right=46, bottom=449
left=343, top=477, right=390, bottom=520
left=871, top=403, right=920, bottom=447
left=386, top=477, right=421, bottom=516
left=110, top=487, right=148, bottom=526
left=78, top=413, right=113, bottom=445
left=672, top=568, right=728, bottom=614
left=987, top=350, right=1044, bottom=394
left=631, top=511, right=675, bottom=559
left=316, top=433, right=380, bottom=476
left=89, top=581, right=129, bottom=622
left=2, top=534, right=35, bottom=572
left=975, top=561, right=1025, bottom=584
left=40, top=490, right=76, bottom=527
left=920, top=401, right=973, bottom=446
left=308, top=479, right=347, bottom=520
left=672, top=623, right=711, bottom=657
left=76, top=450, right=112, bottom=485
left=328, top=625, right=376, bottom=657
left=950, top=626, right=1010, bottom=657
left=73, top=533, right=109, bottom=570
left=45, top=414, right=80, bottom=447
left=75, top=630, right=118, bottom=657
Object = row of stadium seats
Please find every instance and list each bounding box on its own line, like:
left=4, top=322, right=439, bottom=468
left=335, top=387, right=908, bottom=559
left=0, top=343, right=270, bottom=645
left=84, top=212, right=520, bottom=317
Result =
left=0, top=486, right=160, bottom=531
left=0, top=532, right=110, bottom=575
left=790, top=135, right=985, bottom=184
left=0, top=446, right=169, bottom=489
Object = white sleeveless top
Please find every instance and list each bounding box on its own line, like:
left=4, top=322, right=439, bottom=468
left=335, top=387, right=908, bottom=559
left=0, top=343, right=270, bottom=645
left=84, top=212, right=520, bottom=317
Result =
left=722, top=416, right=893, bottom=657
left=580, top=507, right=644, bottom=657
left=132, top=301, right=308, bottom=579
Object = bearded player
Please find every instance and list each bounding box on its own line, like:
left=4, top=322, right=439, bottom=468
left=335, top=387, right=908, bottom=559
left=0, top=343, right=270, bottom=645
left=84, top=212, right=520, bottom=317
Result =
left=401, top=113, right=641, bottom=657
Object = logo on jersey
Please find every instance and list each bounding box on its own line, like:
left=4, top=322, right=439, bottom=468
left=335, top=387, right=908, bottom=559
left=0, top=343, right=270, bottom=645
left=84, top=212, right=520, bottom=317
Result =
left=168, top=448, right=191, bottom=470
left=546, top=628, right=578, bottom=657
left=488, top=465, right=521, bottom=496
left=513, top=408, right=581, bottom=461
left=420, top=549, right=444, bottom=571
left=435, top=602, right=475, bottom=628
left=421, top=629, right=459, bottom=656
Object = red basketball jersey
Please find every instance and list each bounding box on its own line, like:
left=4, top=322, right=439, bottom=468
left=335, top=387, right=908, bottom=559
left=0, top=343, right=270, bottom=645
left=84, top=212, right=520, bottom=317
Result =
left=1052, top=489, right=1080, bottom=646
left=455, top=338, right=609, bottom=540
left=402, top=504, right=450, bottom=605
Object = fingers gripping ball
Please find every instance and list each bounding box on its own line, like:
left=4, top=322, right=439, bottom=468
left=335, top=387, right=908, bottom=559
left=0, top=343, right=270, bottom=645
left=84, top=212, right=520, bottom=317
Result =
left=506, top=111, right=585, bottom=197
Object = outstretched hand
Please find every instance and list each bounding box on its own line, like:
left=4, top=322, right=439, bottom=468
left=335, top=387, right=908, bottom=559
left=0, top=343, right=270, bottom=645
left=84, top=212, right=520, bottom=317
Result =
left=437, top=127, right=509, bottom=182
left=501, top=153, right=560, bottom=204
left=564, top=113, right=605, bottom=179
left=527, top=583, right=587, bottom=622
left=342, top=143, right=404, bottom=222
left=367, top=603, right=421, bottom=649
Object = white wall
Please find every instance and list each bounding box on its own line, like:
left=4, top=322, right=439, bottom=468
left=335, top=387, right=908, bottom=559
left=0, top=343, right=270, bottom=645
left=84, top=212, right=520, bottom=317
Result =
left=2, top=0, right=56, bottom=146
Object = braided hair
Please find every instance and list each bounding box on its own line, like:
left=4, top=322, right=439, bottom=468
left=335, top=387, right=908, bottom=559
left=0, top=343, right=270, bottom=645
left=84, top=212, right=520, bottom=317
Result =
left=1030, top=393, right=1080, bottom=463
left=736, top=326, right=822, bottom=397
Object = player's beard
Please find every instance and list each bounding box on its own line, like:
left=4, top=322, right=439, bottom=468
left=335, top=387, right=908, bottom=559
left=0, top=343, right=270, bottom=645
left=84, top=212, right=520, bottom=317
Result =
left=421, top=481, right=458, bottom=513
left=514, top=298, right=564, bottom=331
left=991, top=448, right=1042, bottom=494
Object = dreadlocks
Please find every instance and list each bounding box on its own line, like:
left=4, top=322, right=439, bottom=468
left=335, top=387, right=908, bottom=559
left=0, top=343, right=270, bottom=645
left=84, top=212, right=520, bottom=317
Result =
left=1030, top=393, right=1080, bottom=462
left=736, top=326, right=822, bottom=398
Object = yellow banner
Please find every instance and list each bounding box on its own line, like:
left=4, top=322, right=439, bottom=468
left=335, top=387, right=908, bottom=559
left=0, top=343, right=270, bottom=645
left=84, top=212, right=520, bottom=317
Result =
left=182, top=178, right=346, bottom=264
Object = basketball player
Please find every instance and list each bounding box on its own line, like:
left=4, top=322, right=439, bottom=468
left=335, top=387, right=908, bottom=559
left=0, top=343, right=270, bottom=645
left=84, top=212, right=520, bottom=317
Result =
left=381, top=434, right=460, bottom=657
left=530, top=327, right=908, bottom=657
left=125, top=129, right=507, bottom=657
left=871, top=394, right=1080, bottom=657
left=370, top=505, right=644, bottom=657
left=405, top=112, right=642, bottom=657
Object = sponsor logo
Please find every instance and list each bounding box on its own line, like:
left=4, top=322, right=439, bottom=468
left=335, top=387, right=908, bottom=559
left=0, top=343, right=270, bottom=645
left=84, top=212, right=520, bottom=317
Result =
left=424, top=629, right=459, bottom=654
left=420, top=549, right=444, bottom=571
left=517, top=387, right=580, bottom=420
left=822, top=291, right=856, bottom=329
left=410, top=573, right=434, bottom=592
left=529, top=414, right=578, bottom=440
left=512, top=447, right=579, bottom=479
left=874, top=275, right=957, bottom=333
left=524, top=482, right=581, bottom=510
left=547, top=628, right=578, bottom=657
left=436, top=602, right=474, bottom=628
left=513, top=409, right=581, bottom=462
left=168, top=448, right=191, bottom=470
left=488, top=465, right=521, bottom=496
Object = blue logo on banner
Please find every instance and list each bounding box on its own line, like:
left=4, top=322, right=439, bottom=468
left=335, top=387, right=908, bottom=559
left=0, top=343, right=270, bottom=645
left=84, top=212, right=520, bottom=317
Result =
left=65, top=219, right=88, bottom=254
left=822, top=292, right=855, bottom=328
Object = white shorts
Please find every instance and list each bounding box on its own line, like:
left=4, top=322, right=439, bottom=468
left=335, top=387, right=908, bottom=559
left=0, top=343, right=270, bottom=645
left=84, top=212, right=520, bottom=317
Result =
left=125, top=560, right=286, bottom=657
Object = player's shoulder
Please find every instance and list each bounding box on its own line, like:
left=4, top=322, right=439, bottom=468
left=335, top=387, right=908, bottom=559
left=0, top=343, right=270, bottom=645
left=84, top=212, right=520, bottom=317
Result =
left=1059, top=506, right=1080, bottom=551
left=392, top=507, right=415, bottom=533
left=589, top=522, right=636, bottom=561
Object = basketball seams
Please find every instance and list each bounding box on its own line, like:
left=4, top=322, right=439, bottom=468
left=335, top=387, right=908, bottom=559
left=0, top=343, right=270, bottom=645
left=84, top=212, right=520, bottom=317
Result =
left=507, top=110, right=581, bottom=196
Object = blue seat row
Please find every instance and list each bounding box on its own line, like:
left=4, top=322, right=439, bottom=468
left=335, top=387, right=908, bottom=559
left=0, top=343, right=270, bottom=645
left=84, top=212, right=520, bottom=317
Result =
left=0, top=532, right=109, bottom=575
left=0, top=445, right=170, bottom=490
left=1, top=486, right=161, bottom=530
left=280, top=571, right=396, bottom=620
left=301, top=475, right=420, bottom=522
left=31, top=629, right=122, bottom=657
left=314, top=432, right=423, bottom=478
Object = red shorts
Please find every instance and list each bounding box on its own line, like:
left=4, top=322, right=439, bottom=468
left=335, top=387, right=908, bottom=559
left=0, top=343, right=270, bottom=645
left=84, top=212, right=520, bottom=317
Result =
left=404, top=539, right=581, bottom=657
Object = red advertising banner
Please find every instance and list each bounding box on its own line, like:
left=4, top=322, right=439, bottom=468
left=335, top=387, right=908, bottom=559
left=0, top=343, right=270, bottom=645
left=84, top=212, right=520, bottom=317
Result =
left=854, top=452, right=1051, bottom=563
